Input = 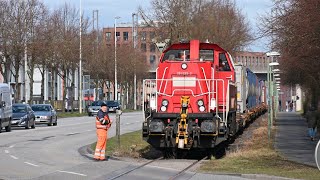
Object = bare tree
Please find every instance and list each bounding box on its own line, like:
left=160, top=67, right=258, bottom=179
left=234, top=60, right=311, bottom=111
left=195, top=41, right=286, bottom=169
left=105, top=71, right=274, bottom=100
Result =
left=261, top=0, right=320, bottom=108
left=139, top=0, right=252, bottom=52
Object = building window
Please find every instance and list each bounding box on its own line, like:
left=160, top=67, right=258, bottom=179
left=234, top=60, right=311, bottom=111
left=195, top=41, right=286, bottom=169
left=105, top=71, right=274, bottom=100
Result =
left=105, top=32, right=111, bottom=41
left=116, top=32, right=120, bottom=41
left=141, top=31, right=146, bottom=41
left=150, top=44, right=156, bottom=52
left=150, top=32, right=155, bottom=40
left=141, top=43, right=146, bottom=52
left=150, top=55, right=156, bottom=63
left=123, top=32, right=129, bottom=41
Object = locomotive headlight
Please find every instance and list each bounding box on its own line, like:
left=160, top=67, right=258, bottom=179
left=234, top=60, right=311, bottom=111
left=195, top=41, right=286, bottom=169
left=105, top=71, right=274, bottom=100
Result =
left=160, top=106, right=167, bottom=112
left=199, top=106, right=205, bottom=112
left=181, top=63, right=188, bottom=70
left=197, top=99, right=204, bottom=106
left=162, top=99, right=169, bottom=107
left=182, top=103, right=188, bottom=108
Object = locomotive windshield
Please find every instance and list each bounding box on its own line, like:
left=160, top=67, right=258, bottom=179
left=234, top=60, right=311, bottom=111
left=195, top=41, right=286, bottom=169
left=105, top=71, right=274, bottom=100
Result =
left=163, top=50, right=190, bottom=61
left=199, top=50, right=214, bottom=61
left=162, top=49, right=214, bottom=62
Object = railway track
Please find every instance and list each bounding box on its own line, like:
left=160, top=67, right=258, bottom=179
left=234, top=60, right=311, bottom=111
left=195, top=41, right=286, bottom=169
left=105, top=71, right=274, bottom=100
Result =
left=107, top=156, right=207, bottom=180
left=107, top=157, right=164, bottom=180
left=169, top=156, right=208, bottom=180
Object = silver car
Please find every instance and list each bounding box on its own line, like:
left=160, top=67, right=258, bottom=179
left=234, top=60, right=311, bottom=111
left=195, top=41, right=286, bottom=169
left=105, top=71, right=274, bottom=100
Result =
left=87, top=100, right=107, bottom=116
left=31, top=104, right=57, bottom=126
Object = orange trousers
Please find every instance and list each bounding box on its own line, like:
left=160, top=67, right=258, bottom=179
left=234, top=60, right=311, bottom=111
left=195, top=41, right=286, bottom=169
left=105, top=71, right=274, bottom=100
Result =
left=94, top=129, right=108, bottom=160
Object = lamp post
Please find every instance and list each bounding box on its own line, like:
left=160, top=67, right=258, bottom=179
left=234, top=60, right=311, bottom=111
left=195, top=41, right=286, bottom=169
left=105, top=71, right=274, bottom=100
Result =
left=272, top=69, right=280, bottom=120
left=267, top=61, right=279, bottom=142
left=132, top=13, right=138, bottom=110
left=114, top=16, right=120, bottom=102
left=79, top=0, right=83, bottom=113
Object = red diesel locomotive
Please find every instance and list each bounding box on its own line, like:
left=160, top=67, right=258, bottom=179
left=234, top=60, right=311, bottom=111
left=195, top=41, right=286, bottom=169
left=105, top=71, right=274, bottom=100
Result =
left=142, top=40, right=263, bottom=156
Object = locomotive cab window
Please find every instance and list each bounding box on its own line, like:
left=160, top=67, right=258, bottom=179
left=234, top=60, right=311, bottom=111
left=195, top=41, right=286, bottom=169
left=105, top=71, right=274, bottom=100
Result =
left=163, top=50, right=190, bottom=61
left=199, top=50, right=214, bottom=61
left=219, top=53, right=231, bottom=71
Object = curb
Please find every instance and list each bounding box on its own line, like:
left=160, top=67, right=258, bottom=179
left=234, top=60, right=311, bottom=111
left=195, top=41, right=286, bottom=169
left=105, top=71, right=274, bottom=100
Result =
left=241, top=174, right=301, bottom=180
left=78, top=143, right=120, bottom=161
left=203, top=173, right=301, bottom=180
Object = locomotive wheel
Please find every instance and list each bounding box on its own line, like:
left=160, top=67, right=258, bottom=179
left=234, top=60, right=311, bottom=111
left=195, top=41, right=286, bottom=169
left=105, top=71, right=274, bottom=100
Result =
left=206, top=149, right=214, bottom=160
left=163, top=148, right=188, bottom=159
left=214, top=143, right=227, bottom=159
left=163, top=148, right=176, bottom=159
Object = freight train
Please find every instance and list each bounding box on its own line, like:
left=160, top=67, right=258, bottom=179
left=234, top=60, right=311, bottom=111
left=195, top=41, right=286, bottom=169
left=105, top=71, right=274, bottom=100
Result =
left=142, top=40, right=266, bottom=157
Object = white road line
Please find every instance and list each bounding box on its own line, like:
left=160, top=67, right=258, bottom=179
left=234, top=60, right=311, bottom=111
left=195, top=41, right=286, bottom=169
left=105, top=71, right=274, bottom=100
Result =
left=57, top=170, right=87, bottom=177
left=24, top=162, right=39, bottom=167
left=9, top=145, right=15, bottom=148
left=61, top=122, right=92, bottom=127
left=5, top=150, right=9, bottom=154
left=67, top=132, right=80, bottom=135
left=10, top=155, right=18, bottom=160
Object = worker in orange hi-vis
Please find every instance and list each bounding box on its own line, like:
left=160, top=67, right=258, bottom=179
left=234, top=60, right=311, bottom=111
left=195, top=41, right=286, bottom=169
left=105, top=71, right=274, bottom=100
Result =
left=94, top=103, right=112, bottom=161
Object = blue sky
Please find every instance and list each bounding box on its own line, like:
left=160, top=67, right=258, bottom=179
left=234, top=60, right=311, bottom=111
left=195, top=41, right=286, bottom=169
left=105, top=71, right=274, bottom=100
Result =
left=42, top=0, right=273, bottom=52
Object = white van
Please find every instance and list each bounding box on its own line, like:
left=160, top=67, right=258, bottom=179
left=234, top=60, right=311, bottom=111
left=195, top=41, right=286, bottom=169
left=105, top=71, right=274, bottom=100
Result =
left=0, top=83, right=12, bottom=133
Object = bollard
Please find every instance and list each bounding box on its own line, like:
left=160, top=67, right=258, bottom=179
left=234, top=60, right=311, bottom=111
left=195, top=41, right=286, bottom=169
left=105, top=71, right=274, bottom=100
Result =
left=116, top=110, right=122, bottom=148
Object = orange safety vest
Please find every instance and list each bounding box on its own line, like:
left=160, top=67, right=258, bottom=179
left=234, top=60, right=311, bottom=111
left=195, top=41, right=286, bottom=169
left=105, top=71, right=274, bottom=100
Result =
left=96, top=116, right=111, bottom=130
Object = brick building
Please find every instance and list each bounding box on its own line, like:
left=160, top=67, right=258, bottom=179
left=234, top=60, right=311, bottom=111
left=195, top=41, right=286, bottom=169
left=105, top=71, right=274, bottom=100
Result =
left=102, top=23, right=161, bottom=72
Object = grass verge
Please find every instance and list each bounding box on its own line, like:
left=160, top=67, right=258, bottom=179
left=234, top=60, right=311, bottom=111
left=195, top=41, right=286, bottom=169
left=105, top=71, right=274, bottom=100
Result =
left=91, top=130, right=155, bottom=158
left=199, top=116, right=320, bottom=180
left=57, top=112, right=87, bottom=118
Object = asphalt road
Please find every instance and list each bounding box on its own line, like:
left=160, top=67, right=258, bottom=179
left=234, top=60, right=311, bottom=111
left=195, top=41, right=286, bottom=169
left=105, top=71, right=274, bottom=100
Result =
left=0, top=112, right=144, bottom=180
left=0, top=111, right=274, bottom=180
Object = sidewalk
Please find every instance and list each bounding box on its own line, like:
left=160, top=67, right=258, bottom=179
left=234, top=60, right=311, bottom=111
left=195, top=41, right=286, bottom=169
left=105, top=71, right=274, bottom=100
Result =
left=275, top=112, right=318, bottom=167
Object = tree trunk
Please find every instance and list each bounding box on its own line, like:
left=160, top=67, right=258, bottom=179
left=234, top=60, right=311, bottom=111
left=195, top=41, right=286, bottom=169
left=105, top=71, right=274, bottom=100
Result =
left=62, top=69, right=67, bottom=113
left=51, top=68, right=55, bottom=101
left=14, top=56, right=21, bottom=102
left=126, top=82, right=129, bottom=109
left=1, top=55, right=11, bottom=83
left=28, top=64, right=35, bottom=105
left=71, top=69, right=75, bottom=113
left=40, top=66, right=45, bottom=104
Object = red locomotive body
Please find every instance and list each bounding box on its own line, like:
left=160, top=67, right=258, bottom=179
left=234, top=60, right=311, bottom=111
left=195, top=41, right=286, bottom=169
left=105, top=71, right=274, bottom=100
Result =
left=142, top=40, right=238, bottom=155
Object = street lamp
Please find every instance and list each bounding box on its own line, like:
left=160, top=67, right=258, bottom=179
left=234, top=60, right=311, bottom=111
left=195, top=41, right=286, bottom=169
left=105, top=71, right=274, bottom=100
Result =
left=266, top=52, right=280, bottom=143
left=132, top=13, right=138, bottom=110
left=114, top=16, right=121, bottom=102
left=79, top=0, right=83, bottom=113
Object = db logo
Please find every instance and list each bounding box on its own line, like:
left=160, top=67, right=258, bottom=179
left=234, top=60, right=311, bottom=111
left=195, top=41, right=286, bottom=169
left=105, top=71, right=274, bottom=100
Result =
left=316, top=140, right=320, bottom=170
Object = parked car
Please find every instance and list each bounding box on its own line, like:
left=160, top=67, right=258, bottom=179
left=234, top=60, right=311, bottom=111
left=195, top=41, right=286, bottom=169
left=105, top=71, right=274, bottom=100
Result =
left=0, top=83, right=12, bottom=133
left=31, top=104, right=57, bottom=126
left=106, top=101, right=121, bottom=112
left=11, top=104, right=35, bottom=129
left=87, top=100, right=107, bottom=116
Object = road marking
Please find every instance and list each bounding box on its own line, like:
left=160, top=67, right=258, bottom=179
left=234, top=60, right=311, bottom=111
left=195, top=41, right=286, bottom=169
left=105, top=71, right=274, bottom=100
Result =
left=62, top=122, right=92, bottom=127
left=5, top=150, right=9, bottom=154
left=67, top=132, right=80, bottom=135
left=9, top=145, right=15, bottom=148
left=24, top=162, right=39, bottom=167
left=57, top=170, right=87, bottom=177
left=10, top=155, right=18, bottom=160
